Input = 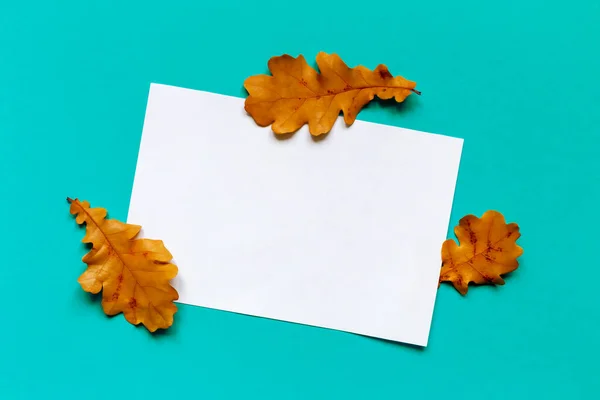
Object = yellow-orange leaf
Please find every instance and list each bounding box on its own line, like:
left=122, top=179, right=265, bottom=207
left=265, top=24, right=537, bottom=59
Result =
left=68, top=198, right=178, bottom=331
left=440, top=211, right=523, bottom=295
left=244, top=52, right=419, bottom=136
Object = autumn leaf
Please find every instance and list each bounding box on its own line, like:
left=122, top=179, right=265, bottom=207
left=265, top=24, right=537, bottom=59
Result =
left=439, top=211, right=523, bottom=295
left=68, top=198, right=178, bottom=331
left=244, top=52, right=420, bottom=136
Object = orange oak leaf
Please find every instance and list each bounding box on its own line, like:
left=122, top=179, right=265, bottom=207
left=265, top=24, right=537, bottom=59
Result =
left=440, top=211, right=523, bottom=295
left=68, top=198, right=178, bottom=331
left=244, top=52, right=420, bottom=136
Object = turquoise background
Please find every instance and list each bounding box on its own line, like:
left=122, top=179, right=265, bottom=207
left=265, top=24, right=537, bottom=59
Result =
left=1, top=0, right=599, bottom=398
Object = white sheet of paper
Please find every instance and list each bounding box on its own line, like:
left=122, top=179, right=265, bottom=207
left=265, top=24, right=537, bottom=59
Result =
left=128, top=83, right=463, bottom=346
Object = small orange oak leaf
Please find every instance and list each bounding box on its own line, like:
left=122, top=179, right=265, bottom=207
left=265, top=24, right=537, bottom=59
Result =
left=68, top=198, right=178, bottom=331
left=440, top=211, right=523, bottom=295
left=244, top=52, right=420, bottom=136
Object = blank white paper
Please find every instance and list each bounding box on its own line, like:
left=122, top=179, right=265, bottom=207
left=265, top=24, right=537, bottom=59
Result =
left=128, top=83, right=463, bottom=346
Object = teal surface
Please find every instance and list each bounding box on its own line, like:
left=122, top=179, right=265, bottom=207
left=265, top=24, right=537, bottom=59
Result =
left=1, top=1, right=599, bottom=398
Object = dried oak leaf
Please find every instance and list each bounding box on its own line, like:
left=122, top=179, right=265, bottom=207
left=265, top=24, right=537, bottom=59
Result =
left=244, top=52, right=420, bottom=136
left=440, top=210, right=523, bottom=295
left=68, top=198, right=178, bottom=331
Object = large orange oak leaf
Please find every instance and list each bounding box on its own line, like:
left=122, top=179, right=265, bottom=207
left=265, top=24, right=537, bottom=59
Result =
left=244, top=52, right=420, bottom=136
left=440, top=211, right=523, bottom=295
left=68, top=198, right=178, bottom=331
